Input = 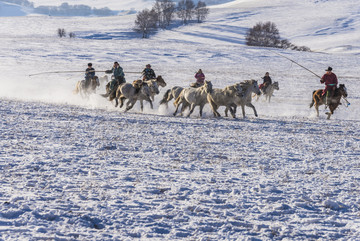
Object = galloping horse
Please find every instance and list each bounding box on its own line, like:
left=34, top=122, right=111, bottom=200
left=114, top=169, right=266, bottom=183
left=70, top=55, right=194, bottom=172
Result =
left=256, top=81, right=279, bottom=103
left=159, top=86, right=184, bottom=107
left=115, top=82, right=152, bottom=112
left=173, top=81, right=212, bottom=117
left=73, top=76, right=100, bottom=97
left=147, top=75, right=166, bottom=101
left=153, top=75, right=167, bottom=88
left=225, top=79, right=261, bottom=118
left=207, top=83, right=243, bottom=118
left=310, top=84, right=348, bottom=119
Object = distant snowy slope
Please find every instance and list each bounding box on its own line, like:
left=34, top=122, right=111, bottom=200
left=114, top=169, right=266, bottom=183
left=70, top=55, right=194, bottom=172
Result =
left=155, top=0, right=360, bottom=53
left=0, top=0, right=233, bottom=15
left=29, top=0, right=154, bottom=11
left=0, top=1, right=28, bottom=16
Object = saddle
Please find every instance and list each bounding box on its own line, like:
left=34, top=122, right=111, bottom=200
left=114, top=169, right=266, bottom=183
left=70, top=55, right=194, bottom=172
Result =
left=190, top=83, right=202, bottom=88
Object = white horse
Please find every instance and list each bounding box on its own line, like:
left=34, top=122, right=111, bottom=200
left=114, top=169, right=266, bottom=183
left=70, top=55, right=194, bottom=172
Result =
left=225, top=79, right=261, bottom=118
left=115, top=82, right=152, bottom=112
left=207, top=83, right=243, bottom=118
left=159, top=86, right=184, bottom=107
left=256, top=81, right=279, bottom=103
left=173, top=81, right=212, bottom=117
left=73, top=76, right=100, bottom=98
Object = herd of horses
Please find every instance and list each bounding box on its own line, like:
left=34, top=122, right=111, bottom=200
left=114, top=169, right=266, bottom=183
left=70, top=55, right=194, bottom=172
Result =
left=73, top=75, right=348, bottom=119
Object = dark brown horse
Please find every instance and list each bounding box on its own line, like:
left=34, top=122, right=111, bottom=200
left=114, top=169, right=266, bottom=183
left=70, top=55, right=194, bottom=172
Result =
left=310, top=84, right=348, bottom=119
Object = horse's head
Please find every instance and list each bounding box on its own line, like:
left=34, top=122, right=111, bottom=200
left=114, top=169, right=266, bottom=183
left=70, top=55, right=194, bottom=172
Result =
left=273, top=81, right=279, bottom=90
left=156, top=75, right=167, bottom=87
left=148, top=80, right=160, bottom=95
left=338, top=84, right=348, bottom=98
left=204, top=80, right=213, bottom=94
left=251, top=79, right=261, bottom=95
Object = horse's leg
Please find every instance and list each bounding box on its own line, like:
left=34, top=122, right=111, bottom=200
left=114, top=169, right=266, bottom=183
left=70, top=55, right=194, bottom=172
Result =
left=149, top=99, right=153, bottom=109
left=224, top=107, right=229, bottom=117
left=125, top=99, right=136, bottom=112
left=228, top=105, right=236, bottom=118
left=211, top=105, right=221, bottom=117
left=199, top=104, right=205, bottom=117
left=326, top=104, right=338, bottom=119
left=241, top=105, right=246, bottom=118
left=140, top=100, right=144, bottom=112
left=187, top=104, right=196, bottom=117
left=173, top=100, right=181, bottom=116
left=246, top=103, right=258, bottom=117
left=208, top=99, right=220, bottom=117
left=120, top=96, right=126, bottom=108
left=315, top=104, right=319, bottom=117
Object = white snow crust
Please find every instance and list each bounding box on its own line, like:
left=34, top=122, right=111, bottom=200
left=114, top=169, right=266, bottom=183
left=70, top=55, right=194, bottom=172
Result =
left=0, top=0, right=359, bottom=240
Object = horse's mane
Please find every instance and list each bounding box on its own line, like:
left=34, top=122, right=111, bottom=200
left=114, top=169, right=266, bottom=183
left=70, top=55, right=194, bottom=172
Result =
left=239, top=79, right=255, bottom=89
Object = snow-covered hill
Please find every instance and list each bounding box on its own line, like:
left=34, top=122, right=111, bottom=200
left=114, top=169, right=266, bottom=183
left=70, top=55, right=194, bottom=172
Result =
left=0, top=0, right=359, bottom=240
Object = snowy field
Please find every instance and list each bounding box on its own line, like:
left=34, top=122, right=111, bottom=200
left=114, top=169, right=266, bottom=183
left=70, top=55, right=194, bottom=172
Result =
left=1, top=0, right=360, bottom=240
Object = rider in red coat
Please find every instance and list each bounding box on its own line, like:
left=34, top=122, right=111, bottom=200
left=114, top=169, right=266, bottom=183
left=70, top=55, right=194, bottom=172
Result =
left=320, top=67, right=338, bottom=99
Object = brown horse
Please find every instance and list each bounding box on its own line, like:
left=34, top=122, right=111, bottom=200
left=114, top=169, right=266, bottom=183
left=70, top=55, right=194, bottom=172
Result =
left=73, top=76, right=100, bottom=97
left=310, top=84, right=348, bottom=119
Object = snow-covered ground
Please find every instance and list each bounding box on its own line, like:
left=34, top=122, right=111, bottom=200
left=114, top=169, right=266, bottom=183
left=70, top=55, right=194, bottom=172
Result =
left=0, top=0, right=360, bottom=240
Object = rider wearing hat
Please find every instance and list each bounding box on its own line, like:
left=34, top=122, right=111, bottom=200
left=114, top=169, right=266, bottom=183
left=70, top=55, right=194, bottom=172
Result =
left=142, top=64, right=156, bottom=80
left=320, top=67, right=338, bottom=104
left=106, top=62, right=125, bottom=95
left=85, top=63, right=95, bottom=88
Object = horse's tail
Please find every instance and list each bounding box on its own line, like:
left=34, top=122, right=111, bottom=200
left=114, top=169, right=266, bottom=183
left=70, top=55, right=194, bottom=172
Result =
left=309, top=90, right=316, bottom=108
left=173, top=94, right=183, bottom=107
left=206, top=94, right=217, bottom=110
left=159, top=89, right=171, bottom=105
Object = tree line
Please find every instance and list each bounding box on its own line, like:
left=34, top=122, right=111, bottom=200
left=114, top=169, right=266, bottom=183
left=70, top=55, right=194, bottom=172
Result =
left=134, top=0, right=209, bottom=38
left=246, top=21, right=311, bottom=51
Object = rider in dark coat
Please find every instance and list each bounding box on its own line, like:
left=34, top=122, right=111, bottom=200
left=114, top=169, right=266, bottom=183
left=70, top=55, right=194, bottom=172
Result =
left=261, top=72, right=272, bottom=94
left=85, top=63, right=95, bottom=88
left=142, top=64, right=156, bottom=80
left=106, top=62, right=125, bottom=94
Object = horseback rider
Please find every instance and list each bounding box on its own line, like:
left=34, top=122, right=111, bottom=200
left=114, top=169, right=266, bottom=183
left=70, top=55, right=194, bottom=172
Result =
left=320, top=67, right=338, bottom=105
left=85, top=63, right=95, bottom=89
left=105, top=62, right=125, bottom=95
left=142, top=64, right=156, bottom=80
left=190, top=69, right=205, bottom=88
left=260, top=72, right=272, bottom=94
